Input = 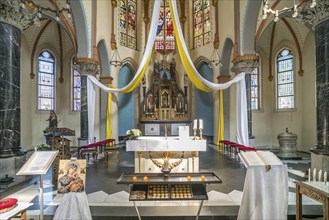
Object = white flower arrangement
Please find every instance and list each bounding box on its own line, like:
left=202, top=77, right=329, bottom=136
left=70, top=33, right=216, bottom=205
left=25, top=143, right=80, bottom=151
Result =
left=125, top=129, right=142, bottom=140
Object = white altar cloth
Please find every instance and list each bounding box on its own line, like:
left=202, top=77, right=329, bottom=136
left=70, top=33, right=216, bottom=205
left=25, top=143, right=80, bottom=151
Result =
left=126, top=136, right=207, bottom=152
left=238, top=151, right=288, bottom=220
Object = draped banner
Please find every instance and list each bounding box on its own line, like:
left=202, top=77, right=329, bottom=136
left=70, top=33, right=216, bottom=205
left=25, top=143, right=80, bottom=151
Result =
left=86, top=0, right=249, bottom=147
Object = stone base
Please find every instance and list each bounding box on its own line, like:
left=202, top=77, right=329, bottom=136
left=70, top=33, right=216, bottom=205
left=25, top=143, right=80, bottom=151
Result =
left=277, top=154, right=303, bottom=160
left=311, top=152, right=329, bottom=172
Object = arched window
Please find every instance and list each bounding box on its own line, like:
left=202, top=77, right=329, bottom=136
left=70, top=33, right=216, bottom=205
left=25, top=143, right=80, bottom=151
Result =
left=38, top=50, right=55, bottom=110
left=277, top=49, right=294, bottom=110
left=251, top=66, right=260, bottom=110
left=72, top=64, right=81, bottom=111
left=155, top=0, right=175, bottom=54
left=193, top=0, right=211, bottom=48
left=119, top=0, right=137, bottom=50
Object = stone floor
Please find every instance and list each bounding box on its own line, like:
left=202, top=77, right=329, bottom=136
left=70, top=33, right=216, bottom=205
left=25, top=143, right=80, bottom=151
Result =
left=0, top=144, right=324, bottom=220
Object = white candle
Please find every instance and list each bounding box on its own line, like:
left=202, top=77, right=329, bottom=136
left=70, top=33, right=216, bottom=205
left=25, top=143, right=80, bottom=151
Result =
left=324, top=171, right=327, bottom=183
left=308, top=168, right=311, bottom=182
left=155, top=105, right=157, bottom=111
left=179, top=102, right=182, bottom=109
left=193, top=119, right=197, bottom=129
left=185, top=104, right=187, bottom=111
left=199, top=119, right=203, bottom=129
left=163, top=158, right=169, bottom=171
left=174, top=105, right=176, bottom=112
left=143, top=104, right=146, bottom=112
left=313, top=168, right=316, bottom=181
left=319, top=170, right=322, bottom=182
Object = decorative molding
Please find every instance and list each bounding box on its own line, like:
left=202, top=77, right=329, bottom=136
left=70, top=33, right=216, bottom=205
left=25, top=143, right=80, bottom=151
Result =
left=231, top=55, right=259, bottom=74
left=0, top=0, right=32, bottom=30
left=74, top=58, right=100, bottom=76
left=300, top=186, right=326, bottom=203
left=268, top=22, right=277, bottom=81
left=57, top=23, right=64, bottom=83
left=299, top=0, right=329, bottom=28
left=111, top=0, right=117, bottom=8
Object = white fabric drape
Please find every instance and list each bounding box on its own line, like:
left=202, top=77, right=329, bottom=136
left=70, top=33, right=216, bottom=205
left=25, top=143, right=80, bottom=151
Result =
left=86, top=0, right=161, bottom=93
left=171, top=0, right=249, bottom=146
left=236, top=77, right=249, bottom=146
left=86, top=0, right=161, bottom=144
left=87, top=78, right=96, bottom=144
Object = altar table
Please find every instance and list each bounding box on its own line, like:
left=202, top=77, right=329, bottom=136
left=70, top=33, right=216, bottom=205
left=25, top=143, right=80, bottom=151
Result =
left=126, top=137, right=206, bottom=173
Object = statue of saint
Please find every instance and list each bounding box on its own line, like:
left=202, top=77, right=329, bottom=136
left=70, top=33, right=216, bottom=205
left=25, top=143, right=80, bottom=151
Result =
left=46, top=110, right=58, bottom=128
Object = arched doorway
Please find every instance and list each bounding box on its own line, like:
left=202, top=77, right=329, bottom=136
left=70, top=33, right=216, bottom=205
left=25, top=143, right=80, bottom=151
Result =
left=118, top=65, right=135, bottom=137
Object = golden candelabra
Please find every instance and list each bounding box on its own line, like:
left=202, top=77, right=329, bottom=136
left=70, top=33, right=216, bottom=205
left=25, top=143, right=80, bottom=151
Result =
left=199, top=128, right=204, bottom=140
left=193, top=128, right=197, bottom=140
left=149, top=151, right=185, bottom=177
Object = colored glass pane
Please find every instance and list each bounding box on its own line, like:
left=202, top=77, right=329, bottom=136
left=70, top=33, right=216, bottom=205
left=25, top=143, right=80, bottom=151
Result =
left=277, top=49, right=294, bottom=109
left=38, top=50, right=55, bottom=110
left=119, top=0, right=136, bottom=49
left=73, top=68, right=81, bottom=111
left=193, top=0, right=211, bottom=48
left=251, top=67, right=260, bottom=110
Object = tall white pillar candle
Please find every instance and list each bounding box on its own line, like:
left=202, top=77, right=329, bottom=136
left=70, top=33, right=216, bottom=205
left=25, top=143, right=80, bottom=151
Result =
left=324, top=171, right=327, bottom=183
left=313, top=168, right=317, bottom=181
left=193, top=119, right=197, bottom=129
left=308, top=168, right=311, bottom=182
left=319, top=170, right=322, bottom=182
left=199, top=119, right=203, bottom=129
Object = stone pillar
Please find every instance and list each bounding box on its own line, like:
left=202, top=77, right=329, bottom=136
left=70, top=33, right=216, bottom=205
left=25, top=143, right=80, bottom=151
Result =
left=231, top=56, right=259, bottom=143
left=0, top=1, right=31, bottom=158
left=74, top=58, right=99, bottom=144
left=300, top=0, right=329, bottom=170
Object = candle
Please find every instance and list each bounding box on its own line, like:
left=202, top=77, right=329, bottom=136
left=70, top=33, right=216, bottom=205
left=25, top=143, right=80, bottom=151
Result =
left=308, top=168, right=311, bottom=182
left=193, top=119, right=197, bottom=129
left=319, top=170, right=322, bottom=182
left=187, top=176, right=191, bottom=181
left=143, top=176, right=148, bottom=181
left=185, top=104, right=187, bottom=111
left=324, top=171, right=327, bottom=183
left=132, top=176, right=137, bottom=181
left=163, top=158, right=169, bottom=171
left=199, top=119, right=203, bottom=129
left=155, top=105, right=157, bottom=111
left=201, top=175, right=206, bottom=181
left=179, top=102, right=182, bottom=109
left=313, top=168, right=316, bottom=181
left=174, top=105, right=176, bottom=112
left=143, top=104, right=146, bottom=112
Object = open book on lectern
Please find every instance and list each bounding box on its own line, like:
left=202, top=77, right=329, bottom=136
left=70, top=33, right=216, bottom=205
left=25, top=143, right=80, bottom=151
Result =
left=238, top=151, right=283, bottom=172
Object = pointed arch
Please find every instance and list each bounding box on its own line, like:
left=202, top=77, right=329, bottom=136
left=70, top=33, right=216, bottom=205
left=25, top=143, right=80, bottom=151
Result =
left=242, top=0, right=262, bottom=55
left=97, top=39, right=110, bottom=76
left=220, top=38, right=234, bottom=75
left=70, top=0, right=89, bottom=57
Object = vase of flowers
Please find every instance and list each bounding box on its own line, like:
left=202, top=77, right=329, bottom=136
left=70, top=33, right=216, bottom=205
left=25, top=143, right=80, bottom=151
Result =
left=125, top=129, right=142, bottom=141
left=35, top=143, right=51, bottom=151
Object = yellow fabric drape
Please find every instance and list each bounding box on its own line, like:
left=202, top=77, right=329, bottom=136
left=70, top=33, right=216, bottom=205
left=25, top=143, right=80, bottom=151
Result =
left=168, top=0, right=212, bottom=92
left=106, top=84, right=114, bottom=140
left=216, top=90, right=224, bottom=146
left=120, top=53, right=152, bottom=93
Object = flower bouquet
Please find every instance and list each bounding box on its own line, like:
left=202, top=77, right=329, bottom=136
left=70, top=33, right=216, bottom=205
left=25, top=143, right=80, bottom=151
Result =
left=35, top=143, right=51, bottom=151
left=125, top=129, right=142, bottom=141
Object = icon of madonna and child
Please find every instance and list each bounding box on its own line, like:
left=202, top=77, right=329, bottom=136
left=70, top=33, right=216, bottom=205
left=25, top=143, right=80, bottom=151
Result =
left=57, top=160, right=86, bottom=194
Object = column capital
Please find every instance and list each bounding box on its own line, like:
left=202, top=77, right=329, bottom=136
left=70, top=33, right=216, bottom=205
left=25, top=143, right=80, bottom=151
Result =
left=100, top=76, right=113, bottom=85
left=299, top=0, right=329, bottom=28
left=217, top=75, right=231, bottom=83
left=231, top=55, right=259, bottom=74
left=74, top=58, right=100, bottom=76
left=0, top=0, right=35, bottom=30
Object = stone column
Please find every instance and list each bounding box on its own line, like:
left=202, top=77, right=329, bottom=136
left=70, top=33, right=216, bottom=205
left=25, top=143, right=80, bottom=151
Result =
left=231, top=56, right=259, bottom=144
left=74, top=58, right=99, bottom=144
left=0, top=1, right=31, bottom=158
left=300, top=0, right=329, bottom=170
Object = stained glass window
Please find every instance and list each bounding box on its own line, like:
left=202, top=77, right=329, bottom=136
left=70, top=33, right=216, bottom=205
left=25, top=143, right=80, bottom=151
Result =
left=38, top=50, right=55, bottom=110
left=72, top=67, right=81, bottom=111
left=277, top=49, right=294, bottom=110
left=193, top=0, right=211, bottom=48
left=119, top=0, right=137, bottom=50
left=251, top=67, right=260, bottom=110
left=155, top=0, right=175, bottom=54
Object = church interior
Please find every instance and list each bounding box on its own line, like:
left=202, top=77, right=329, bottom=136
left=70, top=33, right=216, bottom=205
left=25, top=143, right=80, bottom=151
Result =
left=0, top=0, right=328, bottom=219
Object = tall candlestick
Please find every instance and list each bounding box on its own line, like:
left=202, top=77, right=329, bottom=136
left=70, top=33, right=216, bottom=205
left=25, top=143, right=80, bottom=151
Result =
left=308, top=168, right=311, bottom=182
left=199, top=119, right=203, bottom=129
left=193, top=119, right=197, bottom=129
left=319, top=170, right=322, bottom=182
left=144, top=104, right=146, bottom=112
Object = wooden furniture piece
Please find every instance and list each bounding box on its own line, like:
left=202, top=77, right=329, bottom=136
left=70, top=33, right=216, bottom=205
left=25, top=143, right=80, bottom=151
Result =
left=117, top=172, right=222, bottom=220
left=295, top=181, right=329, bottom=220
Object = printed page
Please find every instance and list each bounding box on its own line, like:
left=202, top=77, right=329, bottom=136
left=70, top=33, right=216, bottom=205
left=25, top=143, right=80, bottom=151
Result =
left=257, top=151, right=283, bottom=166
left=239, top=151, right=264, bottom=167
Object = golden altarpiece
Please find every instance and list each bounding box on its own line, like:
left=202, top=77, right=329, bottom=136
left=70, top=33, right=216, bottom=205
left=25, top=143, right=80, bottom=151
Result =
left=139, top=58, right=191, bottom=136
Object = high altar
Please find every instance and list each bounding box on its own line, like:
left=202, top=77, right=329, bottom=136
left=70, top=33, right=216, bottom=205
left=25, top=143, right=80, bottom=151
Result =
left=139, top=58, right=191, bottom=136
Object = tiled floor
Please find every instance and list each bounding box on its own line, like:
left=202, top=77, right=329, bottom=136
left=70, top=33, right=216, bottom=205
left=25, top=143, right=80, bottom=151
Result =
left=0, top=145, right=324, bottom=219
